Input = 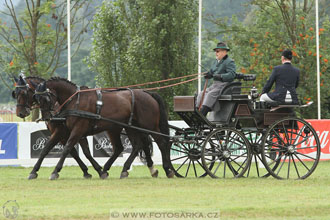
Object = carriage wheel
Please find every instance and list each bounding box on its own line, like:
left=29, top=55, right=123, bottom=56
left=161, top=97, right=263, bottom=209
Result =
left=261, top=117, right=321, bottom=179
left=170, top=135, right=214, bottom=178
left=201, top=128, right=251, bottom=178
left=243, top=131, right=277, bottom=178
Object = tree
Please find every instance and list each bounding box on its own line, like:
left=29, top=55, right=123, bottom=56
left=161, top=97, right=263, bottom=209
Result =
left=207, top=0, right=330, bottom=119
left=88, top=0, right=199, bottom=119
left=0, top=0, right=94, bottom=80
left=0, top=0, right=94, bottom=120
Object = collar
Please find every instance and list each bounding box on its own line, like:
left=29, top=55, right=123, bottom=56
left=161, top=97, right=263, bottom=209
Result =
left=283, top=61, right=291, bottom=64
left=217, top=55, right=228, bottom=63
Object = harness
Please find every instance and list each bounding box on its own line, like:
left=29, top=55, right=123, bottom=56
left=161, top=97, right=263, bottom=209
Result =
left=50, top=88, right=136, bottom=127
left=15, top=84, right=31, bottom=108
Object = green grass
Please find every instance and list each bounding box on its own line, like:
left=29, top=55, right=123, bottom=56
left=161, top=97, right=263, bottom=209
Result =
left=1, top=161, right=330, bottom=220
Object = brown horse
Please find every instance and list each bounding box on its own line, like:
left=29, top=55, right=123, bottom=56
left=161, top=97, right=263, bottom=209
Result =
left=13, top=74, right=104, bottom=179
left=35, top=77, right=174, bottom=179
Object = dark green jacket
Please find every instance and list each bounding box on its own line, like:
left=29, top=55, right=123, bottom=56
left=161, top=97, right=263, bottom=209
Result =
left=210, top=55, right=236, bottom=82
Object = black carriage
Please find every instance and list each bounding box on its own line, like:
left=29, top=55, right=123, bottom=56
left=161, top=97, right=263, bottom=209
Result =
left=170, top=74, right=320, bottom=179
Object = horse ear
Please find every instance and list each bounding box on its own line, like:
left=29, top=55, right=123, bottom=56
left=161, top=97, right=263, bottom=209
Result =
left=37, top=82, right=46, bottom=92
left=30, top=80, right=38, bottom=89
left=14, top=76, right=18, bottom=83
left=42, top=82, right=47, bottom=90
left=12, top=91, right=16, bottom=99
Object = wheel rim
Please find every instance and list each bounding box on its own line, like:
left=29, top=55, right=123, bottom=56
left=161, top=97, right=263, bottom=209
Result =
left=243, top=131, right=273, bottom=178
left=201, top=128, right=251, bottom=178
left=261, top=117, right=321, bottom=179
left=170, top=132, right=210, bottom=178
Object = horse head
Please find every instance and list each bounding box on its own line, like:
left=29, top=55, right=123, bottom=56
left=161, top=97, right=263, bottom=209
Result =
left=34, top=81, right=57, bottom=120
left=13, top=73, right=40, bottom=118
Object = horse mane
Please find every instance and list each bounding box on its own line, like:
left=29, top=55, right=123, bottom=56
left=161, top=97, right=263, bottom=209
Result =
left=26, top=76, right=45, bottom=82
left=48, top=77, right=77, bottom=88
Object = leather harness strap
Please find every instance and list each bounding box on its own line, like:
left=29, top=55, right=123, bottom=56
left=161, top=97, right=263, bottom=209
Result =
left=96, top=89, right=103, bottom=115
left=75, top=86, right=80, bottom=109
left=127, top=88, right=135, bottom=126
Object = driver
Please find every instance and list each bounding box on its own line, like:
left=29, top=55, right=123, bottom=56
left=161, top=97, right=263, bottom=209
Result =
left=196, top=42, right=236, bottom=116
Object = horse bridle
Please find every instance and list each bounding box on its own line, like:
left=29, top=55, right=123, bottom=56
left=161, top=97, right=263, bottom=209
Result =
left=34, top=88, right=58, bottom=113
left=14, top=84, right=34, bottom=109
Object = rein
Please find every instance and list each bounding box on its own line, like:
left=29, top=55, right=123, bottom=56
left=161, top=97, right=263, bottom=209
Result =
left=54, top=72, right=206, bottom=114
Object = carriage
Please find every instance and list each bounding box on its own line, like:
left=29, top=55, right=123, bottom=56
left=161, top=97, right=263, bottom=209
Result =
left=14, top=73, right=320, bottom=180
left=169, top=73, right=320, bottom=179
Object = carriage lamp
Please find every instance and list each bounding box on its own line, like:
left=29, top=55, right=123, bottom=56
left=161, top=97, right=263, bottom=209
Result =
left=96, top=100, right=103, bottom=106
left=250, top=86, right=259, bottom=109
left=250, top=86, right=259, bottom=99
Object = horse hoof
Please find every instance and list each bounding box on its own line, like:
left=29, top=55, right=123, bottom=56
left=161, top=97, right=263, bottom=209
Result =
left=167, top=170, right=175, bottom=178
left=120, top=171, right=129, bottom=179
left=28, top=173, right=38, bottom=180
left=84, top=173, right=92, bottom=179
left=49, top=173, right=59, bottom=180
left=100, top=172, right=109, bottom=179
left=151, top=169, right=159, bottom=178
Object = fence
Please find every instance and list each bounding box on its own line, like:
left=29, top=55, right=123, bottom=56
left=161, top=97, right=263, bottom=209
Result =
left=0, top=110, right=14, bottom=122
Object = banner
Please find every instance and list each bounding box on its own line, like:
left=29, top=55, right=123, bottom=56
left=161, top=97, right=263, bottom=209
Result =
left=0, top=123, right=17, bottom=159
left=92, top=131, right=132, bottom=157
left=30, top=129, right=79, bottom=158
left=307, top=120, right=330, bottom=158
left=0, top=120, right=327, bottom=167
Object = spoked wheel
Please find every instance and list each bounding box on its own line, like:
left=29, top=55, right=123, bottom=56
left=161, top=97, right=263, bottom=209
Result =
left=170, top=131, right=214, bottom=178
left=201, top=128, right=251, bottom=178
left=261, top=117, right=321, bottom=179
left=243, top=130, right=275, bottom=178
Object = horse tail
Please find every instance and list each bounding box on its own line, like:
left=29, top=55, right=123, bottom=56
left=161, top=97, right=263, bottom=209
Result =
left=147, top=92, right=175, bottom=177
left=148, top=92, right=169, bottom=136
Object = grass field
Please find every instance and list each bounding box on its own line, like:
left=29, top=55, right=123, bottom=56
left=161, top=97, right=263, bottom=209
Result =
left=1, top=161, right=330, bottom=220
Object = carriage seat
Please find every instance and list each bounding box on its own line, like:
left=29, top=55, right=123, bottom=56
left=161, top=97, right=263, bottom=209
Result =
left=235, top=73, right=256, bottom=81
left=215, top=74, right=256, bottom=105
left=208, top=74, right=255, bottom=121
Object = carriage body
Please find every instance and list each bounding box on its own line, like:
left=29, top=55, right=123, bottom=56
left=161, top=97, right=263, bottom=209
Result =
left=171, top=74, right=320, bottom=179
left=173, top=75, right=297, bottom=131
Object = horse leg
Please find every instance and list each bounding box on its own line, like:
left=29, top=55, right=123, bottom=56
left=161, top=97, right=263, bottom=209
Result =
left=102, top=130, right=124, bottom=178
left=120, top=130, right=142, bottom=178
left=141, top=135, right=158, bottom=177
left=151, top=134, right=174, bottom=178
left=28, top=131, right=62, bottom=180
left=78, top=137, right=106, bottom=179
left=49, top=132, right=83, bottom=180
left=68, top=141, right=92, bottom=179
left=120, top=145, right=140, bottom=179
left=124, top=130, right=158, bottom=178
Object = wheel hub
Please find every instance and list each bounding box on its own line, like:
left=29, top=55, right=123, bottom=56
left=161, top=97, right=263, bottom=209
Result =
left=251, top=143, right=262, bottom=155
left=287, top=145, right=295, bottom=154
left=222, top=150, right=231, bottom=159
left=188, top=148, right=201, bottom=161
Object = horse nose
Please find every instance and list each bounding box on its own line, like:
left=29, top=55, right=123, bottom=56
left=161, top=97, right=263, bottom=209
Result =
left=18, top=112, right=25, bottom=118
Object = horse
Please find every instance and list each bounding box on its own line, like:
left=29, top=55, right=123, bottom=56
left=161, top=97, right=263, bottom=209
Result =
left=13, top=74, right=105, bottom=179
left=34, top=77, right=175, bottom=179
